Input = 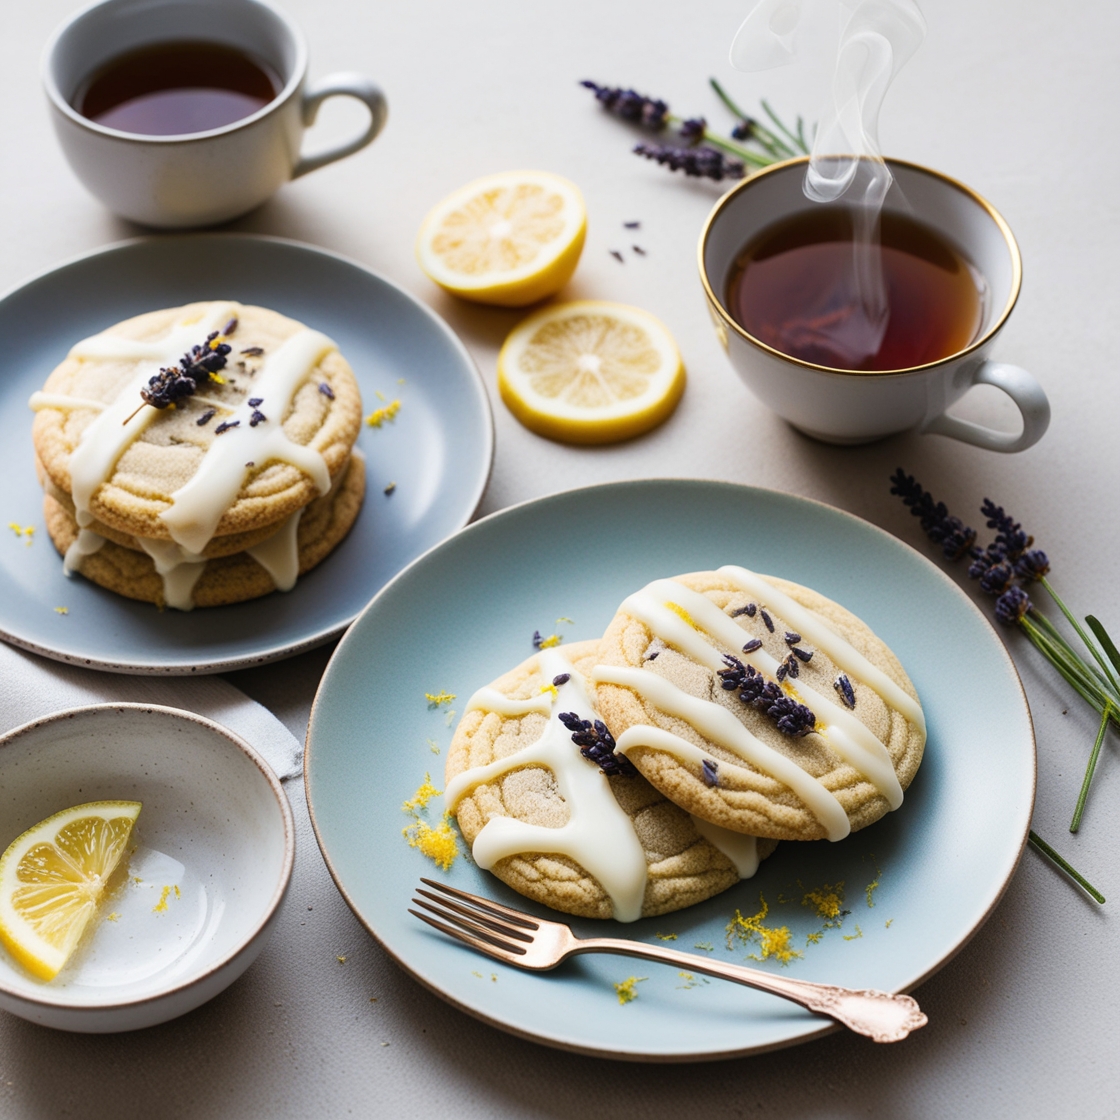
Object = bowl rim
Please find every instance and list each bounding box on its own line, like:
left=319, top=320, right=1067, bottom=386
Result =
left=0, top=702, right=295, bottom=1011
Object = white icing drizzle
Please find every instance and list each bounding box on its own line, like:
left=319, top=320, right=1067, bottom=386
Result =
left=245, top=510, right=303, bottom=592
left=160, top=329, right=335, bottom=554
left=28, top=391, right=107, bottom=413
left=631, top=580, right=903, bottom=809
left=718, top=565, right=926, bottom=734
left=134, top=538, right=208, bottom=611
left=62, top=529, right=105, bottom=576
left=596, top=665, right=851, bottom=842
left=690, top=815, right=760, bottom=878
left=464, top=688, right=553, bottom=718
left=444, top=649, right=650, bottom=922
left=66, top=303, right=238, bottom=529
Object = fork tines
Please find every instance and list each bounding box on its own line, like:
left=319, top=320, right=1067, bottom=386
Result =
left=411, top=879, right=540, bottom=959
left=419, top=878, right=539, bottom=929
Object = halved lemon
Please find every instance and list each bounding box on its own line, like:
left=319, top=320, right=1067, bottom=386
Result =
left=498, top=301, right=686, bottom=444
left=416, top=171, right=587, bottom=307
left=0, top=801, right=141, bottom=980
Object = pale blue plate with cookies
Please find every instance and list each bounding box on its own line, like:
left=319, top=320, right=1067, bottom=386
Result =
left=305, top=479, right=1036, bottom=1061
left=0, top=234, right=493, bottom=673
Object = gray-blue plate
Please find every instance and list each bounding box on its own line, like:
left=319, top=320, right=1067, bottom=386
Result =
left=305, top=479, right=1036, bottom=1061
left=0, top=235, right=493, bottom=674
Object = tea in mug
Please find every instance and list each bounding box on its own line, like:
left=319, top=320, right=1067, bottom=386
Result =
left=725, top=208, right=986, bottom=372
left=74, top=40, right=280, bottom=136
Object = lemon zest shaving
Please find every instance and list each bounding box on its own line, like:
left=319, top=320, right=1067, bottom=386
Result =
left=537, top=634, right=562, bottom=649
left=403, top=814, right=460, bottom=871
left=805, top=930, right=823, bottom=945
left=539, top=683, right=558, bottom=700
left=54, top=607, right=69, bottom=615
left=106, top=912, right=120, bottom=922
left=153, top=885, right=173, bottom=914
left=337, top=955, right=347, bottom=963
left=425, top=691, right=456, bottom=707
left=843, top=925, right=863, bottom=941
left=365, top=399, right=401, bottom=428
left=402, top=773, right=441, bottom=814
left=726, top=897, right=802, bottom=965
left=802, top=882, right=845, bottom=922
left=428, top=739, right=441, bottom=755
left=655, top=932, right=677, bottom=941
left=865, top=874, right=881, bottom=908
left=665, top=601, right=696, bottom=627
left=693, top=941, right=714, bottom=952
left=614, top=976, right=647, bottom=1005
left=885, top=919, right=893, bottom=929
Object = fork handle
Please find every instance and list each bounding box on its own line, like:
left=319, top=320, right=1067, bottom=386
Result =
left=572, top=938, right=927, bottom=1043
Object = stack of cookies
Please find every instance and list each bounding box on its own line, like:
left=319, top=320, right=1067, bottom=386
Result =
left=444, top=567, right=925, bottom=922
left=31, top=301, right=364, bottom=610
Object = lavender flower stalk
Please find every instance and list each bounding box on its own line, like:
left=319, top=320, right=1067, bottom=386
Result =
left=889, top=469, right=1120, bottom=841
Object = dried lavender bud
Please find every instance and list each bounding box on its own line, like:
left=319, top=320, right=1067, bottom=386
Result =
left=968, top=542, right=1007, bottom=579
left=222, top=317, right=238, bottom=336
left=623, top=220, right=641, bottom=229
left=646, top=650, right=660, bottom=661
left=319, top=382, right=335, bottom=400
left=632, top=143, right=745, bottom=181
left=701, top=759, right=719, bottom=787
left=196, top=408, right=216, bottom=426
left=775, top=662, right=788, bottom=683
left=790, top=646, right=813, bottom=663
left=610, top=250, right=625, bottom=263
left=138, top=329, right=234, bottom=411
left=240, top=346, right=264, bottom=357
left=783, top=653, right=800, bottom=679
left=678, top=116, right=706, bottom=144
left=834, top=674, right=856, bottom=709
left=552, top=674, right=571, bottom=687
left=730, top=116, right=758, bottom=141
left=981, top=498, right=1033, bottom=559
left=784, top=632, right=801, bottom=646
left=760, top=609, right=774, bottom=633
left=581, top=81, right=668, bottom=129
left=248, top=397, right=263, bottom=407
left=558, top=712, right=637, bottom=776
left=249, top=410, right=267, bottom=427
left=214, top=419, right=240, bottom=434
left=245, top=461, right=255, bottom=468
left=383, top=482, right=396, bottom=495
left=731, top=603, right=756, bottom=618
left=1015, top=549, right=1050, bottom=581
left=995, top=585, right=1031, bottom=625
left=741, top=638, right=762, bottom=654
left=632, top=245, right=646, bottom=255
left=768, top=694, right=816, bottom=737
left=532, top=630, right=543, bottom=649
left=890, top=469, right=977, bottom=561
left=719, top=655, right=816, bottom=736
left=978, top=562, right=1013, bottom=596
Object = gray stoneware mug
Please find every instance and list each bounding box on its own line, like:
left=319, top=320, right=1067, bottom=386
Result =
left=43, top=0, right=388, bottom=228
left=699, top=158, right=1050, bottom=452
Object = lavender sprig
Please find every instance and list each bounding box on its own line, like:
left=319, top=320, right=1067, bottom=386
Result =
left=558, top=713, right=637, bottom=777
left=718, top=655, right=816, bottom=737
left=633, top=143, right=744, bottom=182
left=890, top=468, right=1120, bottom=844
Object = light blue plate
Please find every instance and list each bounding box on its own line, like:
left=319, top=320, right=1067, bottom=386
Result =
left=305, top=480, right=1035, bottom=1060
left=0, top=235, right=493, bottom=673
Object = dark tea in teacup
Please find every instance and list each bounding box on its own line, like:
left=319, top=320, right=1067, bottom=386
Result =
left=725, top=208, right=986, bottom=372
left=74, top=40, right=281, bottom=136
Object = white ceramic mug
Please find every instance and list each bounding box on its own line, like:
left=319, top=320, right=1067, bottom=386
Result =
left=42, top=0, right=388, bottom=228
left=699, top=158, right=1050, bottom=451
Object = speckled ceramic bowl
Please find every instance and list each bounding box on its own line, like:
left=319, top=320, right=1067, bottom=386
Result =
left=0, top=704, right=294, bottom=1032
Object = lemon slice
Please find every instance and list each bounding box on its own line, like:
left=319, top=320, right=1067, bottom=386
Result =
left=0, top=801, right=141, bottom=980
left=416, top=171, right=587, bottom=307
left=497, top=301, right=686, bottom=444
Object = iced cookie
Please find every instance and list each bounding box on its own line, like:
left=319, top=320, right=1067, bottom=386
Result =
left=42, top=454, right=365, bottom=610
left=444, top=639, right=776, bottom=922
left=592, top=568, right=925, bottom=842
left=31, top=301, right=362, bottom=547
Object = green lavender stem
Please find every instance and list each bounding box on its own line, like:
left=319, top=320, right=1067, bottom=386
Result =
left=707, top=79, right=800, bottom=159
left=1040, top=577, right=1120, bottom=695
left=665, top=115, right=775, bottom=169
left=761, top=98, right=811, bottom=154
left=1070, top=705, right=1112, bottom=833
left=1028, top=831, right=1105, bottom=903
left=1020, top=615, right=1117, bottom=718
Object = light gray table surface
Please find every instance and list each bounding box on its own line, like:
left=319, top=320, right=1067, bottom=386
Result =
left=2, top=0, right=1118, bottom=1115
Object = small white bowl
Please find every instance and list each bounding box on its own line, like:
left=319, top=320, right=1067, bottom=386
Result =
left=0, top=703, right=294, bottom=1032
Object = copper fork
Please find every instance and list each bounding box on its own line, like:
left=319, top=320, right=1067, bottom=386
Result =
left=411, top=878, right=927, bottom=1043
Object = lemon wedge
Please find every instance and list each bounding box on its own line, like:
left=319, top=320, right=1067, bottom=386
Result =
left=0, top=801, right=141, bottom=980
left=416, top=171, right=587, bottom=306
left=497, top=301, right=686, bottom=444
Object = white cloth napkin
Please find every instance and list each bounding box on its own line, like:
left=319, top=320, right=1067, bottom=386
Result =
left=0, top=641, right=303, bottom=780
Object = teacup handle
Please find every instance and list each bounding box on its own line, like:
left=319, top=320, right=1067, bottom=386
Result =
left=921, top=360, right=1050, bottom=453
left=293, top=73, right=388, bottom=180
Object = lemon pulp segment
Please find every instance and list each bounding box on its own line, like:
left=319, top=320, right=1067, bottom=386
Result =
left=497, top=301, right=685, bottom=444
left=0, top=801, right=141, bottom=980
left=417, top=171, right=586, bottom=307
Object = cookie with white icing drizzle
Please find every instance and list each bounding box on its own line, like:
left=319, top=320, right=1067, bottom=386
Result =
left=592, top=568, right=925, bottom=842
left=41, top=454, right=365, bottom=610
left=31, top=302, right=362, bottom=545
left=445, top=639, right=777, bottom=922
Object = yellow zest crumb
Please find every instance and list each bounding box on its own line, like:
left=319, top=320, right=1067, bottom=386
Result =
left=337, top=956, right=347, bottom=963
left=664, top=601, right=696, bottom=627
left=802, top=882, right=845, bottom=922
left=402, top=773, right=441, bottom=814
left=428, top=739, right=441, bottom=755
left=9, top=522, right=35, bottom=543
left=54, top=607, right=69, bottom=615
left=131, top=876, right=143, bottom=885
left=153, top=885, right=174, bottom=914
left=375, top=390, right=386, bottom=401
left=174, top=885, right=181, bottom=899
left=445, top=709, right=457, bottom=727
left=397, top=378, right=406, bottom=385
left=777, top=893, right=792, bottom=904
left=726, top=897, right=802, bottom=965
left=806, top=931, right=823, bottom=945
left=537, top=634, right=562, bottom=649
left=491, top=974, right=497, bottom=983
left=865, top=874, right=881, bottom=908
left=403, top=815, right=460, bottom=871
left=365, top=399, right=401, bottom=428
left=676, top=971, right=709, bottom=989
left=106, top=912, right=120, bottom=922
left=885, top=919, right=893, bottom=929
left=210, top=373, right=226, bottom=385
left=614, top=976, right=647, bottom=1005
left=539, top=683, right=558, bottom=700
left=425, top=691, right=456, bottom=707
left=693, top=941, right=714, bottom=952
left=472, top=971, right=482, bottom=978
left=655, top=932, right=677, bottom=941
left=843, top=925, right=863, bottom=941
left=556, top=616, right=574, bottom=625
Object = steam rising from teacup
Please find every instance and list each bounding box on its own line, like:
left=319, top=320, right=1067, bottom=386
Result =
left=730, top=0, right=926, bottom=368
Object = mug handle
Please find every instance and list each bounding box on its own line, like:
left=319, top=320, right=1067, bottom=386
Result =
left=920, top=361, right=1050, bottom=453
left=292, top=73, right=388, bottom=180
